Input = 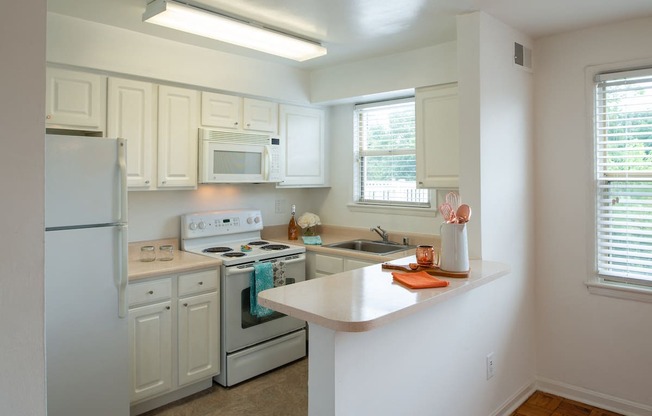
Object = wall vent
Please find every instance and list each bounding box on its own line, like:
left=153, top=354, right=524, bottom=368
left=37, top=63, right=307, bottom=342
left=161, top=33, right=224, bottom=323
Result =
left=514, top=42, right=533, bottom=72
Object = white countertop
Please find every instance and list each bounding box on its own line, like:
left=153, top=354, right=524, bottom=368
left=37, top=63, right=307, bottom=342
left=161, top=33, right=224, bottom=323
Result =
left=258, top=256, right=510, bottom=332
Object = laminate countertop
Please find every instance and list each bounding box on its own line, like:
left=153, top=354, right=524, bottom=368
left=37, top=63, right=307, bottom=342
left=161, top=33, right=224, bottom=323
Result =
left=258, top=256, right=510, bottom=333
left=128, top=238, right=221, bottom=282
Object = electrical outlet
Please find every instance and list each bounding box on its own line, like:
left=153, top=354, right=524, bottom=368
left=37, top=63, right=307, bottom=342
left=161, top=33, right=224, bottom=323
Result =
left=486, top=353, right=496, bottom=380
left=275, top=199, right=286, bottom=214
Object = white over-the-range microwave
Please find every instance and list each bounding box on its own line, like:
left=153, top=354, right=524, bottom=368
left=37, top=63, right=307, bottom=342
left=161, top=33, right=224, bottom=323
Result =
left=199, top=128, right=284, bottom=184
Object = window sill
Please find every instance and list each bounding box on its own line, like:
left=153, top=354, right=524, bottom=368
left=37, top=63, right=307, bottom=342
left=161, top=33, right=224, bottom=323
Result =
left=347, top=203, right=439, bottom=218
left=585, top=280, right=652, bottom=303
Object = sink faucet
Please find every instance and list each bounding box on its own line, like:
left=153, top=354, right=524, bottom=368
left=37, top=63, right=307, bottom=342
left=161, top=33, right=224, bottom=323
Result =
left=370, top=226, right=390, bottom=243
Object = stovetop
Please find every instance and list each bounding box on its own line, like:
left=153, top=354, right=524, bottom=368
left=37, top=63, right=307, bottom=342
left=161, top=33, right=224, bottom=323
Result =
left=180, top=209, right=305, bottom=266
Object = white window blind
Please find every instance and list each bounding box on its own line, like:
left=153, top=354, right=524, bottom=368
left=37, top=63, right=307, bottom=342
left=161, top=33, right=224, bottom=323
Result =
left=354, top=98, right=429, bottom=207
left=595, top=68, right=652, bottom=288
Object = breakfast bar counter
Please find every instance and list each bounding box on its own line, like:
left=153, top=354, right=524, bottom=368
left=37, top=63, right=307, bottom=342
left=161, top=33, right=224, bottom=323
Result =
left=258, top=257, right=510, bottom=332
left=258, top=257, right=510, bottom=416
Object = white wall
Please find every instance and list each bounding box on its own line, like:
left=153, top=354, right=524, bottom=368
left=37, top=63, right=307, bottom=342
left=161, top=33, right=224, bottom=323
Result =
left=128, top=185, right=328, bottom=241
left=534, top=16, right=652, bottom=412
left=0, top=1, right=47, bottom=415
left=47, top=13, right=311, bottom=104
left=310, top=41, right=457, bottom=104
left=457, top=11, right=537, bottom=413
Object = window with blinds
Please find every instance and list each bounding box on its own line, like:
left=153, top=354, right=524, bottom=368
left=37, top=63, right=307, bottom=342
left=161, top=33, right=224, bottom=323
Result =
left=595, top=68, right=652, bottom=288
left=354, top=98, right=430, bottom=207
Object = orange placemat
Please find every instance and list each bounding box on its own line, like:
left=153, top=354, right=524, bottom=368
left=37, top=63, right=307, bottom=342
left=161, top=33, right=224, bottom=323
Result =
left=391, top=271, right=450, bottom=289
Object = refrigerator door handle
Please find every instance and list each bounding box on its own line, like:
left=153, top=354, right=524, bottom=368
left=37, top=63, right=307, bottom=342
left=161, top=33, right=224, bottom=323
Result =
left=117, top=224, right=129, bottom=318
left=117, top=138, right=128, bottom=224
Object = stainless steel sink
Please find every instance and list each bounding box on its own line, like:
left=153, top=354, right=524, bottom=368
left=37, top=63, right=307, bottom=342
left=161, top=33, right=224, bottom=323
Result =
left=325, top=239, right=412, bottom=255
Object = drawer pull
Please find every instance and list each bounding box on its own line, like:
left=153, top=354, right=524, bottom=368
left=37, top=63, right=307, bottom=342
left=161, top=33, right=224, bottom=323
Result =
left=148, top=290, right=154, bottom=295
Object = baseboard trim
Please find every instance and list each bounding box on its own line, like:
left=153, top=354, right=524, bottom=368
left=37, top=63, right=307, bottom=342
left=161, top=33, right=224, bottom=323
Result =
left=536, top=377, right=652, bottom=416
left=491, top=381, right=537, bottom=416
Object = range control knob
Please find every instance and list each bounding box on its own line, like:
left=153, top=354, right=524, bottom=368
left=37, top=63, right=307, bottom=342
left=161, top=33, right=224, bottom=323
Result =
left=246, top=217, right=254, bottom=224
left=189, top=222, right=197, bottom=230
left=254, top=216, right=261, bottom=224
left=198, top=221, right=206, bottom=230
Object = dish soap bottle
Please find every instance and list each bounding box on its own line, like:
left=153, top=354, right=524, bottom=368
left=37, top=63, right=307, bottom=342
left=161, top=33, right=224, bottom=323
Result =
left=288, top=204, right=298, bottom=240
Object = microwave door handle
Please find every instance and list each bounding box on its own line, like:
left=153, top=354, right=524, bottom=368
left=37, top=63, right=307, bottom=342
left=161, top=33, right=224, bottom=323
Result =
left=263, top=146, right=271, bottom=181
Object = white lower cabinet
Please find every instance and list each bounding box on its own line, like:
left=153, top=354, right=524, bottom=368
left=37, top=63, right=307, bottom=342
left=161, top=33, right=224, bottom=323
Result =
left=129, top=299, right=173, bottom=402
left=307, top=252, right=377, bottom=279
left=128, top=269, right=219, bottom=410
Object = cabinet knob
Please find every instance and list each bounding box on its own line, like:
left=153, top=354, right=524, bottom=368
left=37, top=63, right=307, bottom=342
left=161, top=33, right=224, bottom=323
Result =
left=46, top=115, right=52, bottom=120
left=234, top=122, right=239, bottom=126
left=166, top=306, right=170, bottom=310
left=161, top=181, right=166, bottom=185
left=145, top=180, right=150, bottom=184
left=183, top=303, right=188, bottom=307
left=148, top=290, right=154, bottom=295
left=198, top=281, right=203, bottom=285
left=246, top=123, right=251, bottom=127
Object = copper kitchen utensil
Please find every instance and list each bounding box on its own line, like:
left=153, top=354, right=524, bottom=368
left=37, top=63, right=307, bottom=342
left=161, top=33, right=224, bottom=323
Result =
left=445, top=192, right=461, bottom=211
left=456, top=204, right=472, bottom=223
left=439, top=202, right=456, bottom=223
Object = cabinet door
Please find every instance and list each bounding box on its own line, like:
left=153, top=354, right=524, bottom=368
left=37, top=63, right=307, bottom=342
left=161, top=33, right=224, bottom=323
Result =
left=278, top=105, right=327, bottom=187
left=177, top=291, right=219, bottom=386
left=415, top=83, right=459, bottom=188
left=158, top=85, right=199, bottom=189
left=243, top=98, right=278, bottom=133
left=107, top=78, right=156, bottom=189
left=45, top=67, right=103, bottom=130
left=201, top=91, right=241, bottom=129
left=129, top=301, right=173, bottom=403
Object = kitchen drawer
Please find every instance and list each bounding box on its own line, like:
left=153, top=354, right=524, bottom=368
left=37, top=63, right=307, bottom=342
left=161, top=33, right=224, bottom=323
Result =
left=129, top=278, right=172, bottom=307
left=178, top=269, right=219, bottom=297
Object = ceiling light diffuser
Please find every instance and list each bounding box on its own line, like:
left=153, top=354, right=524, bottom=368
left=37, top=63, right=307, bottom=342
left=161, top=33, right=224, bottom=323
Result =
left=143, top=0, right=327, bottom=62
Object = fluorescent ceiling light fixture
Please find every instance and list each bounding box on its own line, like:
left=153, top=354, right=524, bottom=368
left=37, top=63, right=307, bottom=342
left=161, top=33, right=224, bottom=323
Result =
left=143, top=0, right=327, bottom=62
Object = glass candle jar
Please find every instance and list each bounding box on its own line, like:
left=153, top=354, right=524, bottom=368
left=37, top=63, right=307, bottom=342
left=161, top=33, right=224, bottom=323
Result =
left=415, top=245, right=435, bottom=266
left=158, top=245, right=174, bottom=261
left=140, top=245, right=156, bottom=262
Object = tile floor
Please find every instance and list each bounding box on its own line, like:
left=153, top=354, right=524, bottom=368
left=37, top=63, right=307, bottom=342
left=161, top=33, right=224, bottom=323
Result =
left=141, top=359, right=622, bottom=416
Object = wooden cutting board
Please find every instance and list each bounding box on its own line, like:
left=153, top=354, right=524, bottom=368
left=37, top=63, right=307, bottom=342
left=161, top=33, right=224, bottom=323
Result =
left=381, top=263, right=469, bottom=278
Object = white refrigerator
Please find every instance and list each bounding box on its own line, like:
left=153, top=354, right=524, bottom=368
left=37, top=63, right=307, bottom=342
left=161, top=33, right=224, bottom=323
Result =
left=45, top=134, right=129, bottom=416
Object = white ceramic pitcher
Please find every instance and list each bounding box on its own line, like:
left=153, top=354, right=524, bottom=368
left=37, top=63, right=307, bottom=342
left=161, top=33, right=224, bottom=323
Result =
left=439, top=222, right=469, bottom=272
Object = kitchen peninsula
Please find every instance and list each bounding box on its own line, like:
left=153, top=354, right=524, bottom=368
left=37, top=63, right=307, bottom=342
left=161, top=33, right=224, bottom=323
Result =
left=259, top=258, right=510, bottom=416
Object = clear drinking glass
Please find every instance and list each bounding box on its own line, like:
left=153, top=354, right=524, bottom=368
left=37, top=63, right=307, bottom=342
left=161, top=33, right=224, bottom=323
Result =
left=158, top=244, right=174, bottom=261
left=140, top=245, right=156, bottom=262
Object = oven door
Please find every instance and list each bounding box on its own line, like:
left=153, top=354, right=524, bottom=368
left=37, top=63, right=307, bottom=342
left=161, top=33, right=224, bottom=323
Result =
left=223, top=254, right=306, bottom=353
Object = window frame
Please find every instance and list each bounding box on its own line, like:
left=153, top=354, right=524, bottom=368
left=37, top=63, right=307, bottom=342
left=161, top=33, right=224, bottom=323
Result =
left=585, top=62, right=652, bottom=303
left=352, top=97, right=432, bottom=210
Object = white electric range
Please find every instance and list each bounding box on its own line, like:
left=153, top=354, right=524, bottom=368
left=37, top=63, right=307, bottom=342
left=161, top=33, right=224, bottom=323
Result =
left=180, top=209, right=306, bottom=386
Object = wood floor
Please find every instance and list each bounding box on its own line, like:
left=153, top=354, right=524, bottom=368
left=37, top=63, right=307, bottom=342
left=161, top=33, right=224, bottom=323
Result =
left=141, top=358, right=622, bottom=416
left=511, top=390, right=623, bottom=416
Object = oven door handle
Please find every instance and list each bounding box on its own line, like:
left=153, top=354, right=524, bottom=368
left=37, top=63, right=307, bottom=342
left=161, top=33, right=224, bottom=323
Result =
left=225, top=255, right=305, bottom=276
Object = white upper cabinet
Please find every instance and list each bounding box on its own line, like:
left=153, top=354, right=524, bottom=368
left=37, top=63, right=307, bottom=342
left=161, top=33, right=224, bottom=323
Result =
left=415, top=83, right=459, bottom=188
left=201, top=92, right=278, bottom=133
left=46, top=67, right=104, bottom=131
left=201, top=92, right=241, bottom=129
left=242, top=98, right=278, bottom=133
left=107, top=78, right=156, bottom=189
left=157, top=85, right=200, bottom=189
left=277, top=104, right=328, bottom=188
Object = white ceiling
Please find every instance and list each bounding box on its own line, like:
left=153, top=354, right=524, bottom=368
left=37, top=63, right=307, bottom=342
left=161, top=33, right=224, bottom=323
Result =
left=47, top=0, right=652, bottom=69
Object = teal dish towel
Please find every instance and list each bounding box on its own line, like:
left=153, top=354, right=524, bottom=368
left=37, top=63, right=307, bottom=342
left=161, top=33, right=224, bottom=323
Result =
left=250, top=262, right=274, bottom=317
left=301, top=235, right=322, bottom=245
